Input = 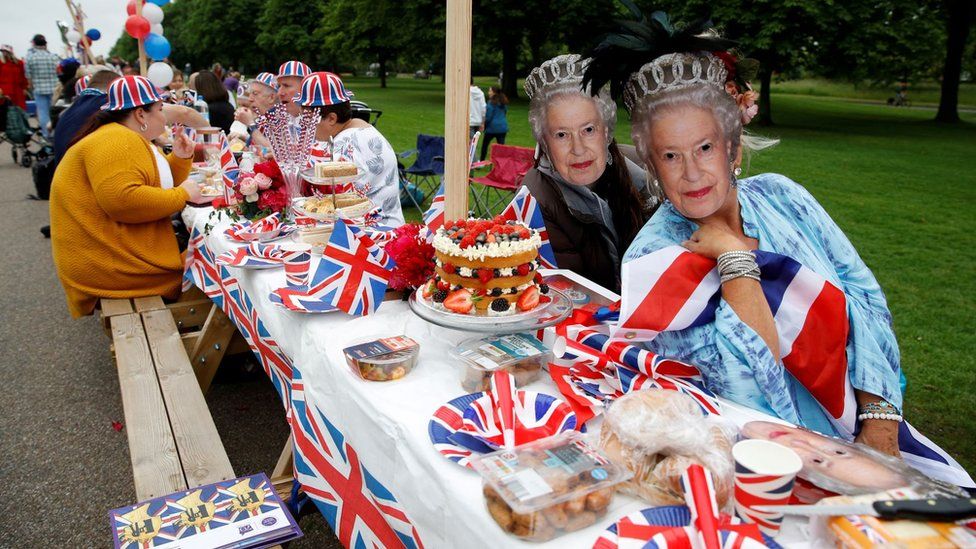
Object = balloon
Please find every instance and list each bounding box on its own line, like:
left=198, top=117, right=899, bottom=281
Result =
left=142, top=3, right=164, bottom=24
left=147, top=0, right=170, bottom=5
left=144, top=33, right=171, bottom=60
left=125, top=0, right=143, bottom=16
left=125, top=15, right=151, bottom=39
left=150, top=23, right=164, bottom=36
left=85, top=28, right=101, bottom=41
left=65, top=30, right=81, bottom=44
left=146, top=62, right=174, bottom=88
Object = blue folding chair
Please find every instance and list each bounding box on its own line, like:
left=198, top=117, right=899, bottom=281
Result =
left=398, top=134, right=444, bottom=208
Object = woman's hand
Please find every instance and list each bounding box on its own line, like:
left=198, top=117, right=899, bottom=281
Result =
left=855, top=419, right=901, bottom=457
left=235, top=107, right=255, bottom=126
left=171, top=127, right=195, bottom=159
left=178, top=178, right=204, bottom=203
left=682, top=225, right=751, bottom=259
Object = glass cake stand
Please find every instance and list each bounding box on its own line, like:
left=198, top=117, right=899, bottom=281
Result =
left=408, top=287, right=572, bottom=334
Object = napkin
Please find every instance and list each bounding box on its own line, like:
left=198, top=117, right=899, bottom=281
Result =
left=225, top=212, right=288, bottom=242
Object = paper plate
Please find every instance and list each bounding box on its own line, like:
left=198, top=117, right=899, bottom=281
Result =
left=428, top=390, right=578, bottom=469
left=453, top=390, right=577, bottom=452
left=592, top=506, right=782, bottom=549
left=428, top=392, right=491, bottom=469
left=216, top=244, right=288, bottom=270
left=268, top=286, right=338, bottom=314
left=223, top=223, right=295, bottom=243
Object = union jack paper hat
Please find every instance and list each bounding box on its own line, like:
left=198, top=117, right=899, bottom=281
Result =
left=252, top=72, right=279, bottom=91
left=297, top=72, right=352, bottom=107
left=102, top=75, right=163, bottom=111
left=74, top=74, right=91, bottom=95
left=277, top=61, right=311, bottom=79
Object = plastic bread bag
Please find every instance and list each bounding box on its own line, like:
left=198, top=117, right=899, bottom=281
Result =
left=740, top=421, right=967, bottom=498
left=599, top=389, right=737, bottom=508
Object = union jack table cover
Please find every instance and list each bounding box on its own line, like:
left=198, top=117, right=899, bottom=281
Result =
left=181, top=208, right=817, bottom=548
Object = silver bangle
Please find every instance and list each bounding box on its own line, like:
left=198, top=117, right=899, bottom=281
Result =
left=717, top=251, right=760, bottom=284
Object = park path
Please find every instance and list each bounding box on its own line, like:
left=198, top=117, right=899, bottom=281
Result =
left=0, top=143, right=337, bottom=547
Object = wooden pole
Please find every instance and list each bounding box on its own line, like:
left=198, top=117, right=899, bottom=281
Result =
left=135, top=0, right=148, bottom=76
left=443, top=0, right=472, bottom=220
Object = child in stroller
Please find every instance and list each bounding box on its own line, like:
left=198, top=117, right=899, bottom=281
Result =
left=0, top=87, right=51, bottom=167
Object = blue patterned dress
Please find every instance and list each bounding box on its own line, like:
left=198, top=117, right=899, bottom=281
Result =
left=623, top=173, right=904, bottom=437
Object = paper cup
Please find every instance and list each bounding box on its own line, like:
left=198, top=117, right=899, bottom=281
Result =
left=732, top=439, right=802, bottom=537
left=281, top=250, right=311, bottom=289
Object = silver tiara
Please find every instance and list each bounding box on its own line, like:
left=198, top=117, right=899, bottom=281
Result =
left=524, top=54, right=591, bottom=99
left=623, top=52, right=728, bottom=111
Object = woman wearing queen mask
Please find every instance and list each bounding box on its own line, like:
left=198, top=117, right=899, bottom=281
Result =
left=521, top=54, right=656, bottom=292
left=584, top=12, right=911, bottom=460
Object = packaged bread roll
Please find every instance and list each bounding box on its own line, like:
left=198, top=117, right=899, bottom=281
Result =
left=599, top=389, right=736, bottom=508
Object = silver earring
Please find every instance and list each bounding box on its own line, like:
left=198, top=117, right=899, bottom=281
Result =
left=606, top=147, right=613, bottom=166
left=139, top=123, right=148, bottom=132
left=733, top=166, right=742, bottom=177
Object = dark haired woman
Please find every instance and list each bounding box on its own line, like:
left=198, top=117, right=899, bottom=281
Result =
left=521, top=54, right=656, bottom=292
left=194, top=69, right=234, bottom=134
left=298, top=71, right=404, bottom=227
left=480, top=85, right=509, bottom=160
left=49, top=75, right=202, bottom=318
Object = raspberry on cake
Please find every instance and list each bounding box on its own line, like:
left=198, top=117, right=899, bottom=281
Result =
left=430, top=217, right=544, bottom=314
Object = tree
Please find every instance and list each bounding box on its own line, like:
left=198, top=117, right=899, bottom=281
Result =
left=936, top=0, right=976, bottom=122
left=319, top=0, right=405, bottom=88
left=256, top=0, right=329, bottom=70
left=472, top=0, right=554, bottom=99
left=650, top=0, right=826, bottom=126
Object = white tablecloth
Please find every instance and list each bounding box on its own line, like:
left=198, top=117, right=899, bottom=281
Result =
left=183, top=207, right=810, bottom=548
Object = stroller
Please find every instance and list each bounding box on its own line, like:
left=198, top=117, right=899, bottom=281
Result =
left=0, top=101, right=50, bottom=168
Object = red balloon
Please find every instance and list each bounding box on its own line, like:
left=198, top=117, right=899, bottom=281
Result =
left=125, top=0, right=144, bottom=16
left=125, top=15, right=151, bottom=39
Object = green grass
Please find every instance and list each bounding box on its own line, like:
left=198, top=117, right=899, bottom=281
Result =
left=346, top=76, right=976, bottom=473
left=769, top=78, right=976, bottom=108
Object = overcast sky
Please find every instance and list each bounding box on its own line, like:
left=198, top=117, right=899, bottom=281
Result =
left=2, top=0, right=126, bottom=59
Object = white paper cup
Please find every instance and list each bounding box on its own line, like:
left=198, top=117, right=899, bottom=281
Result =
left=732, top=439, right=803, bottom=537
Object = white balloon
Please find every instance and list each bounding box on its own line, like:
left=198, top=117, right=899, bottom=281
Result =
left=142, top=3, right=164, bottom=24
left=147, top=61, right=174, bottom=88
left=66, top=30, right=82, bottom=44
left=151, top=23, right=164, bottom=36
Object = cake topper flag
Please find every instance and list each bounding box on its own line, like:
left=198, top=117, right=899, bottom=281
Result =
left=499, top=187, right=557, bottom=269
left=422, top=182, right=446, bottom=232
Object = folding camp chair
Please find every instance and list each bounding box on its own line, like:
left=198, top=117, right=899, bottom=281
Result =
left=469, top=143, right=535, bottom=218
left=398, top=134, right=444, bottom=206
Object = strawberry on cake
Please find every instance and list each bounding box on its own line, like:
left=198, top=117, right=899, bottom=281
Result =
left=422, top=217, right=551, bottom=315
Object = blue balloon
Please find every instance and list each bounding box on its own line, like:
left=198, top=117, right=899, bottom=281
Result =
left=85, top=28, right=101, bottom=41
left=147, top=0, right=170, bottom=5
left=144, top=33, right=171, bottom=61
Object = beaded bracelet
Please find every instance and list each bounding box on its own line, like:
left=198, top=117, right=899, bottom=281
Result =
left=857, top=412, right=903, bottom=422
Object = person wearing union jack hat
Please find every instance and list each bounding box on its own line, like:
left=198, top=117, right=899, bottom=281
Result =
left=276, top=60, right=311, bottom=118
left=49, top=74, right=206, bottom=318
left=298, top=71, right=404, bottom=226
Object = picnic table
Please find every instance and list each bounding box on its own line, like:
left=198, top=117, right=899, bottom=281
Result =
left=181, top=206, right=810, bottom=548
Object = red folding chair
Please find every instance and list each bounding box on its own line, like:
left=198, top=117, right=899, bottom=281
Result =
left=469, top=143, right=535, bottom=217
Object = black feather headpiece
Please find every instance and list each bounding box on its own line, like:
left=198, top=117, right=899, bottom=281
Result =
left=582, top=2, right=738, bottom=104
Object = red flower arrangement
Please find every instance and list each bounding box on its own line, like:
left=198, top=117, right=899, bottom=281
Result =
left=212, top=159, right=290, bottom=220
left=384, top=223, right=435, bottom=291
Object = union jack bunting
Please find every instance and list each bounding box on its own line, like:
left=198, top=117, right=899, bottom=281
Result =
left=217, top=131, right=240, bottom=195
left=291, top=372, right=424, bottom=548
left=183, top=228, right=294, bottom=409
left=421, top=182, right=445, bottom=233
left=617, top=245, right=975, bottom=488
left=498, top=186, right=558, bottom=268
left=103, top=75, right=163, bottom=111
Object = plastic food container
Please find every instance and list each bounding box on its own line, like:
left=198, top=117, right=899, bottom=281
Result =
left=452, top=333, right=551, bottom=392
left=342, top=337, right=419, bottom=381
left=470, top=431, right=631, bottom=542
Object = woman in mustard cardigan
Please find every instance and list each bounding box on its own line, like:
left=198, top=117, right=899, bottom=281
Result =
left=50, top=75, right=204, bottom=318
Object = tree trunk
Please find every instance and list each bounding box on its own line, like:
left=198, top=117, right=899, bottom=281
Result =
left=379, top=55, right=387, bottom=89
left=935, top=0, right=975, bottom=123
left=757, top=67, right=774, bottom=126
left=501, top=39, right=518, bottom=100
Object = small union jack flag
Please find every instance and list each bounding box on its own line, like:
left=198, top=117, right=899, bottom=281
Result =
left=422, top=182, right=445, bottom=232
left=217, top=131, right=239, bottom=197
left=499, top=186, right=557, bottom=268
